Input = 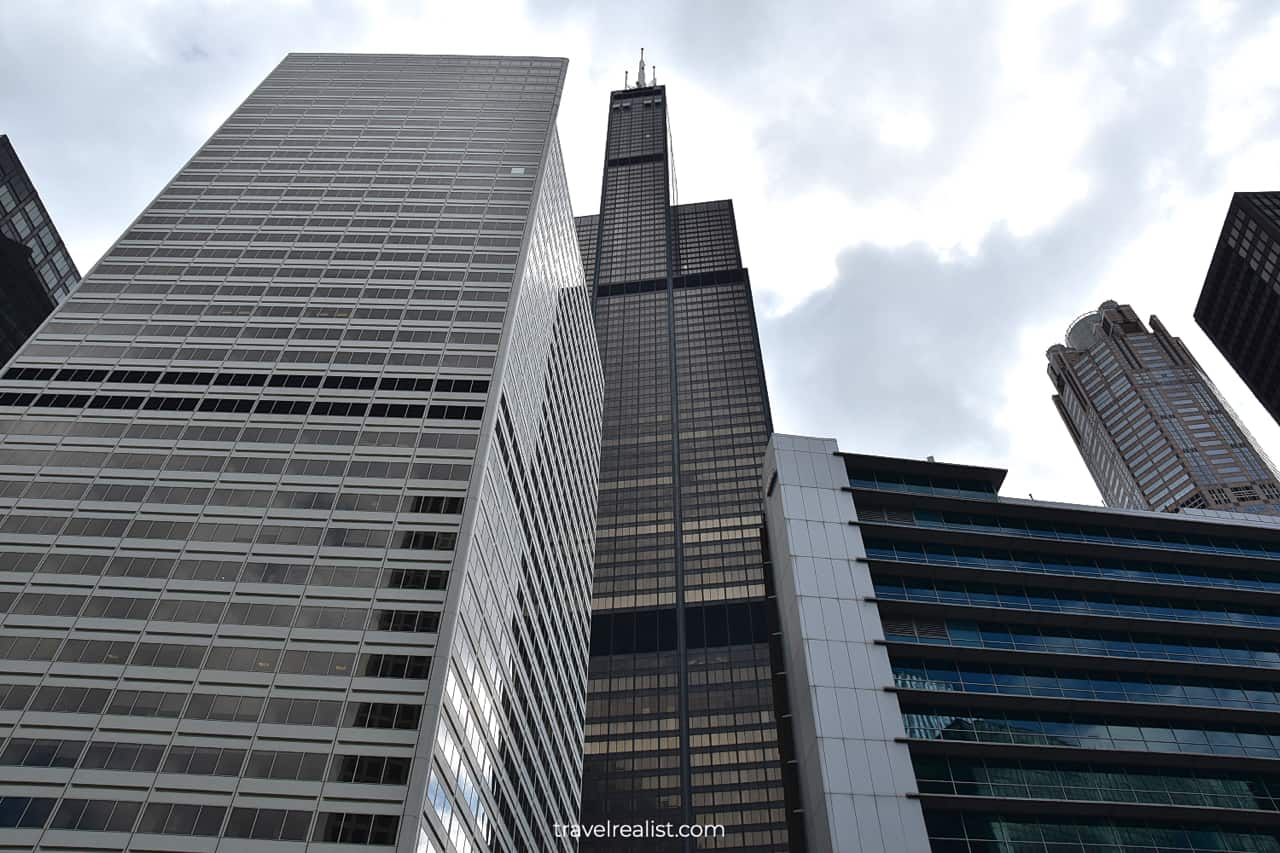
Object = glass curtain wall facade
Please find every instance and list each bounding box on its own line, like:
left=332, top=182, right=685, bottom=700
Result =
left=765, top=435, right=1280, bottom=853
left=0, top=53, right=602, bottom=853
left=0, top=135, right=81, bottom=364
left=1046, top=300, right=1280, bottom=516
left=575, top=81, right=790, bottom=851
left=1196, top=191, right=1280, bottom=429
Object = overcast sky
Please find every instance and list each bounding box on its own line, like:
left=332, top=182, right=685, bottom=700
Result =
left=4, top=0, right=1280, bottom=505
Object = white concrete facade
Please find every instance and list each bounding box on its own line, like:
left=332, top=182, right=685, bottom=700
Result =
left=761, top=434, right=929, bottom=853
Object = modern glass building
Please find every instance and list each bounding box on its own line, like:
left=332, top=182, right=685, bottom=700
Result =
left=574, top=63, right=792, bottom=850
left=0, top=53, right=602, bottom=853
left=0, top=134, right=81, bottom=365
left=1196, top=191, right=1280, bottom=429
left=765, top=434, right=1280, bottom=853
left=1047, top=300, right=1280, bottom=516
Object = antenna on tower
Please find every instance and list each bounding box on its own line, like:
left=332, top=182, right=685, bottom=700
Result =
left=636, top=48, right=646, bottom=88
left=651, top=65, right=657, bottom=85
left=624, top=70, right=629, bottom=89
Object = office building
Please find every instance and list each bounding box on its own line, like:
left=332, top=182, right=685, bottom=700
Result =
left=0, top=53, right=602, bottom=853
left=0, top=134, right=81, bottom=364
left=574, top=57, right=792, bottom=850
left=766, top=433, right=1280, bottom=853
left=1196, top=191, right=1280, bottom=428
left=1047, top=300, right=1280, bottom=515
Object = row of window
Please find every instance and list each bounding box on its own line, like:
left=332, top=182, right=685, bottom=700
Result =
left=897, top=508, right=1280, bottom=559
left=0, top=415, right=479, bottom=450
left=2, top=737, right=411, bottom=783
left=902, top=707, right=1280, bottom=759
left=892, top=658, right=1280, bottom=713
left=3, top=599, right=441, bottom=632
left=923, top=814, right=1280, bottom=853
left=6, top=638, right=429, bottom=679
left=914, top=755, right=1280, bottom=811
left=4, top=483, right=463, bottom=518
left=1, top=452, right=471, bottom=485
left=76, top=277, right=511, bottom=301
left=864, top=537, right=1280, bottom=598
left=883, top=616, right=1280, bottom=669
left=848, top=469, right=997, bottom=499
left=91, top=255, right=518, bottom=279
left=3, top=514, right=460, bottom=550
left=13, top=683, right=421, bottom=728
left=4, top=365, right=488, bottom=395
left=4, top=551, right=449, bottom=591
left=0, top=391, right=483, bottom=421
left=0, top=796, right=398, bottom=843
left=874, top=576, right=1280, bottom=632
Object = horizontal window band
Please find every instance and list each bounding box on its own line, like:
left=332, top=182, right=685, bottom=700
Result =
left=0, top=392, right=482, bottom=421
left=2, top=366, right=488, bottom=395
left=594, top=268, right=748, bottom=299
left=604, top=152, right=666, bottom=168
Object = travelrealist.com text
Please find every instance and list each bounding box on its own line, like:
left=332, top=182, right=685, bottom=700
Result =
left=552, top=821, right=727, bottom=839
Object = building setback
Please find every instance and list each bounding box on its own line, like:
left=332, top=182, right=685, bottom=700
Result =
left=574, top=64, right=793, bottom=850
left=0, top=53, right=602, bottom=853
left=766, top=434, right=1280, bottom=853
left=0, top=135, right=81, bottom=365
left=1047, top=300, right=1280, bottom=516
left=1196, top=191, right=1280, bottom=429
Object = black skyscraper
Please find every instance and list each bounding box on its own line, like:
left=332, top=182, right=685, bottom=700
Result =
left=0, top=135, right=80, bottom=364
left=574, top=58, right=793, bottom=852
left=1195, top=191, right=1280, bottom=427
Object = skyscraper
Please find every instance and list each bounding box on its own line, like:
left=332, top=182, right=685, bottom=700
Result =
left=0, top=53, right=602, bottom=853
left=1195, top=191, right=1280, bottom=428
left=574, top=58, right=792, bottom=851
left=766, top=434, right=1280, bottom=853
left=0, top=134, right=81, bottom=364
left=1046, top=300, right=1280, bottom=515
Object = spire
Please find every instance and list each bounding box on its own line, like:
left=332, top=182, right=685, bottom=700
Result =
left=636, top=48, right=646, bottom=88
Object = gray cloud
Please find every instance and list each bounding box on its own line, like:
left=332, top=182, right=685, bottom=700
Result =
left=530, top=1, right=1003, bottom=198
left=0, top=1, right=369, bottom=270
left=760, top=5, right=1261, bottom=460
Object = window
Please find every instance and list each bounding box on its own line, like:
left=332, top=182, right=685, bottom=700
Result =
left=137, top=803, right=227, bottom=836
left=330, top=754, right=411, bottom=785
left=372, top=609, right=440, bottom=632
left=50, top=799, right=141, bottom=832
left=183, top=693, right=263, bottom=723
left=106, top=689, right=185, bottom=718
left=31, top=685, right=110, bottom=714
left=81, top=741, right=165, bottom=772
left=162, top=746, right=246, bottom=776
left=312, top=812, right=400, bottom=845
left=225, top=807, right=312, bottom=841
left=348, top=702, right=421, bottom=730
left=0, top=797, right=56, bottom=829
left=362, top=653, right=431, bottom=679
left=263, top=697, right=342, bottom=727
left=0, top=738, right=84, bottom=768
left=244, top=749, right=328, bottom=781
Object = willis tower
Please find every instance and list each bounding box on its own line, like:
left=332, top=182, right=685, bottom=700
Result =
left=575, top=53, right=794, bottom=851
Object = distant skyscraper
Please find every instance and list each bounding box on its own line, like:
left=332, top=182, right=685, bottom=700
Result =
left=766, top=434, right=1280, bottom=853
left=0, top=53, right=602, bottom=853
left=574, top=59, right=793, bottom=850
left=1195, top=191, right=1280, bottom=428
left=0, top=134, right=80, bottom=364
left=1047, top=300, right=1280, bottom=515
